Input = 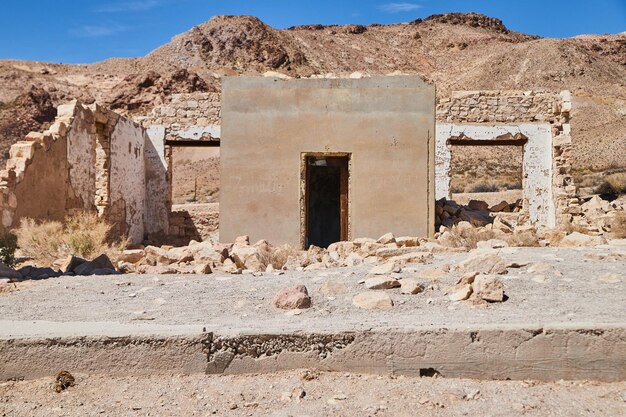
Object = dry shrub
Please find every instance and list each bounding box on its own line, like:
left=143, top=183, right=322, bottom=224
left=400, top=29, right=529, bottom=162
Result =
left=15, top=211, right=127, bottom=266
left=505, top=231, right=540, bottom=247
left=466, top=181, right=500, bottom=193
left=258, top=244, right=301, bottom=269
left=596, top=172, right=626, bottom=197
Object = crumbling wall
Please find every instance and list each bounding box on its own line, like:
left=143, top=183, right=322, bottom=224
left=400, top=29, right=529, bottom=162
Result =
left=1, top=102, right=162, bottom=244
left=435, top=90, right=575, bottom=229
left=109, top=115, right=148, bottom=244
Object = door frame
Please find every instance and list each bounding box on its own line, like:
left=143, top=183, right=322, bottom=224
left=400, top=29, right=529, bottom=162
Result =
left=300, top=152, right=351, bottom=249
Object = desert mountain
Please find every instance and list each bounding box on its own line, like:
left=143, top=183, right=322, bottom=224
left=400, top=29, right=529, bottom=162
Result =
left=0, top=12, right=624, bottom=171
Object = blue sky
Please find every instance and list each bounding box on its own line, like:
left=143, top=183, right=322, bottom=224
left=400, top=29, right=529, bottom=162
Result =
left=1, top=1, right=624, bottom=64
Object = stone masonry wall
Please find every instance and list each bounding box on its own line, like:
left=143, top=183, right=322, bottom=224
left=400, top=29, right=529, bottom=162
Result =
left=436, top=90, right=577, bottom=229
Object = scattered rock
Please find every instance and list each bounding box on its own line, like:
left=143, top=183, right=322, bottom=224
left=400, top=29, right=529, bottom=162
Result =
left=118, top=249, right=145, bottom=264
left=560, top=232, right=605, bottom=248
left=352, top=292, right=393, bottom=310
left=457, top=253, right=507, bottom=275
left=369, top=260, right=401, bottom=275
left=364, top=276, right=401, bottom=290
left=272, top=285, right=311, bottom=309
left=473, top=275, right=504, bottom=302
left=399, top=279, right=425, bottom=294
left=448, top=284, right=472, bottom=301
left=73, top=254, right=116, bottom=276
left=377, top=232, right=396, bottom=245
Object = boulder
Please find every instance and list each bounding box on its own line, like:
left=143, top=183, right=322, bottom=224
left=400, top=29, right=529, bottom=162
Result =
left=272, top=285, right=311, bottom=310
left=118, top=249, right=145, bottom=264
left=364, top=276, right=401, bottom=290
left=473, top=275, right=504, bottom=302
left=490, top=201, right=511, bottom=213
left=344, top=252, right=364, bottom=267
left=352, top=292, right=393, bottom=310
left=222, top=259, right=242, bottom=274
left=194, top=262, right=212, bottom=274
left=369, top=260, right=401, bottom=275
left=230, top=244, right=260, bottom=268
left=73, top=254, right=116, bottom=276
left=399, top=279, right=425, bottom=295
left=448, top=284, right=472, bottom=301
left=18, top=266, right=61, bottom=280
left=57, top=255, right=87, bottom=273
left=467, top=200, right=489, bottom=211
left=244, top=255, right=266, bottom=272
left=0, top=263, right=23, bottom=280
left=377, top=233, right=396, bottom=245
left=560, top=232, right=605, bottom=248
left=166, top=247, right=194, bottom=263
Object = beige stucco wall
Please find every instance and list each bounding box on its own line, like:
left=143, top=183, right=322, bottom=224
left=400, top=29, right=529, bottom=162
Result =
left=220, top=76, right=435, bottom=246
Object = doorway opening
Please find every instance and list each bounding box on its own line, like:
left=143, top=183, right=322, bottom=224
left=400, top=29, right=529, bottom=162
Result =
left=304, top=155, right=350, bottom=249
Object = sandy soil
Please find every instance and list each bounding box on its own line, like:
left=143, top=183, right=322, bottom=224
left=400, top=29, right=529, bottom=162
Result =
left=1, top=370, right=625, bottom=417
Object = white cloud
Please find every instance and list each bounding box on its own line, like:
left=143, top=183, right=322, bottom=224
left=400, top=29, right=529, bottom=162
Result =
left=70, top=24, right=128, bottom=38
left=95, top=0, right=161, bottom=13
left=379, top=3, right=422, bottom=13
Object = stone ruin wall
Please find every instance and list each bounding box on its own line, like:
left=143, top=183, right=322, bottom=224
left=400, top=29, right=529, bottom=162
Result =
left=435, top=90, right=577, bottom=229
left=137, top=93, right=222, bottom=243
left=1, top=102, right=168, bottom=244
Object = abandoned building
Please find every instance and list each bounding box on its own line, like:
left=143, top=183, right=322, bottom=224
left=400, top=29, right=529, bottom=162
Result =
left=0, top=74, right=578, bottom=248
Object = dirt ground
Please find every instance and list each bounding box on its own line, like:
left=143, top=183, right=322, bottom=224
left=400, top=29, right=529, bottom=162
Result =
left=1, top=370, right=625, bottom=417
left=1, top=246, right=624, bottom=336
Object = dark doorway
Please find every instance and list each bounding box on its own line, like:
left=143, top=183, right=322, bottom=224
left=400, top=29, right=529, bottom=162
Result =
left=305, top=155, right=349, bottom=248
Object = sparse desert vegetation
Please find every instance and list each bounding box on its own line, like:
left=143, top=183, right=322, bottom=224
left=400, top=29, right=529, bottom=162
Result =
left=14, top=212, right=126, bottom=266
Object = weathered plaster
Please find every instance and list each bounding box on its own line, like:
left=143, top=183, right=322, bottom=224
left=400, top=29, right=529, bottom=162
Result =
left=109, top=118, right=147, bottom=243
left=436, top=124, right=555, bottom=228
left=144, top=126, right=170, bottom=238
left=220, top=76, right=436, bottom=246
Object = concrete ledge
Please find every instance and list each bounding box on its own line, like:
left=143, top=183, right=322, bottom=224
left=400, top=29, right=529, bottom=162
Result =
left=1, top=324, right=624, bottom=382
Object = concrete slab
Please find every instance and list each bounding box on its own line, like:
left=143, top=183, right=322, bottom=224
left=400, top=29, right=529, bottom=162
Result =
left=1, top=247, right=624, bottom=381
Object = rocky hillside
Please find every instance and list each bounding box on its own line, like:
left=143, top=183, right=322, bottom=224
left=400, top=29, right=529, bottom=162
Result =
left=0, top=12, right=624, bottom=170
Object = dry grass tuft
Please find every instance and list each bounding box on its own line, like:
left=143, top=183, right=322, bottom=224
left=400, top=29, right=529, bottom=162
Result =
left=15, top=211, right=127, bottom=266
left=596, top=172, right=626, bottom=197
left=505, top=231, right=540, bottom=247
left=444, top=227, right=498, bottom=249
left=258, top=244, right=301, bottom=269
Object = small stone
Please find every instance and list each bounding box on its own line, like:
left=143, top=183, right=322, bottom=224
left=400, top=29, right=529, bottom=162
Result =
left=457, top=253, right=507, bottom=275
left=399, top=279, right=425, bottom=294
left=448, top=284, right=472, bottom=301
left=352, top=292, right=393, bottom=310
left=377, top=232, right=396, bottom=245
left=369, top=260, right=401, bottom=275
left=272, top=285, right=311, bottom=310
left=473, top=274, right=504, bottom=302
left=364, top=276, right=400, bottom=290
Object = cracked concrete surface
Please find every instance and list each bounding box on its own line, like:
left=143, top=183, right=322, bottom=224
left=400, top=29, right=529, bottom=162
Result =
left=0, top=246, right=624, bottom=381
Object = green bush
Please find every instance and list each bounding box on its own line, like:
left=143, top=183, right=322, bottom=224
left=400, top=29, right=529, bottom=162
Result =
left=0, top=232, right=18, bottom=267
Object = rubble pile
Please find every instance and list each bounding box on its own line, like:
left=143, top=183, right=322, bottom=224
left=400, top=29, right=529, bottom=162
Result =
left=435, top=198, right=522, bottom=229
left=567, top=195, right=626, bottom=235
